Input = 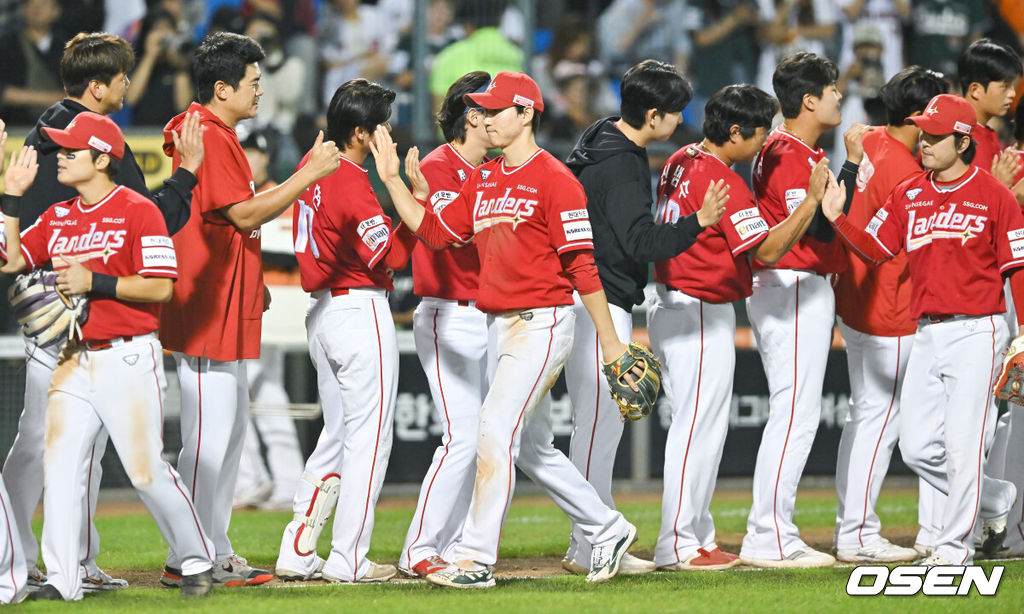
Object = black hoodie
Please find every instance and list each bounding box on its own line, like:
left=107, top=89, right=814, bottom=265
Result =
left=566, top=117, right=704, bottom=311
left=19, top=98, right=195, bottom=233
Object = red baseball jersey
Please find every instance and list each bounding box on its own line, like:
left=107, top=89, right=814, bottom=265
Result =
left=974, top=122, right=1002, bottom=174
left=412, top=143, right=481, bottom=300
left=19, top=186, right=177, bottom=342
left=752, top=128, right=845, bottom=274
left=654, top=144, right=769, bottom=303
left=432, top=148, right=593, bottom=313
left=293, top=154, right=395, bottom=293
left=859, top=166, right=1024, bottom=317
left=833, top=127, right=921, bottom=337
left=159, top=103, right=263, bottom=362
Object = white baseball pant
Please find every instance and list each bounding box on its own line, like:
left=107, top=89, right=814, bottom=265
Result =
left=44, top=335, right=214, bottom=600
left=1, top=339, right=104, bottom=576
left=236, top=346, right=304, bottom=507
left=833, top=320, right=914, bottom=551
left=167, top=353, right=249, bottom=569
left=401, top=298, right=488, bottom=571
left=277, top=289, right=397, bottom=581
left=647, top=286, right=735, bottom=566
left=563, top=292, right=633, bottom=568
left=898, top=315, right=1016, bottom=564
left=0, top=475, right=27, bottom=605
left=741, top=269, right=834, bottom=559
left=1000, top=403, right=1024, bottom=553
left=453, top=306, right=629, bottom=569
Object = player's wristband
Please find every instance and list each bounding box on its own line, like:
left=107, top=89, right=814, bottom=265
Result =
left=91, top=273, right=118, bottom=297
left=1, top=194, right=21, bottom=217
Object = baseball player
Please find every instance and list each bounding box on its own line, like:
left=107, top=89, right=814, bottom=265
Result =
left=1, top=31, right=203, bottom=592
left=0, top=122, right=28, bottom=607
left=560, top=59, right=716, bottom=576
left=398, top=71, right=493, bottom=578
left=374, top=71, right=643, bottom=589
left=826, top=93, right=1022, bottom=565
left=0, top=113, right=215, bottom=600
left=956, top=39, right=1022, bottom=188
left=275, top=79, right=416, bottom=584
left=740, top=52, right=846, bottom=568
left=649, top=84, right=838, bottom=571
left=831, top=66, right=948, bottom=563
left=159, top=32, right=340, bottom=587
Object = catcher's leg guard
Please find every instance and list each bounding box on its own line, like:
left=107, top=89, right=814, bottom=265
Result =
left=293, top=473, right=341, bottom=556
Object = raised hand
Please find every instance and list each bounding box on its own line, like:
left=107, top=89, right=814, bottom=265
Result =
left=808, top=157, right=830, bottom=204
left=369, top=125, right=401, bottom=183
left=843, top=123, right=870, bottom=164
left=305, top=130, right=341, bottom=180
left=4, top=146, right=38, bottom=197
left=821, top=169, right=845, bottom=222
left=173, top=111, right=206, bottom=174
left=992, top=148, right=1022, bottom=189
left=696, top=179, right=730, bottom=227
left=404, top=146, right=429, bottom=201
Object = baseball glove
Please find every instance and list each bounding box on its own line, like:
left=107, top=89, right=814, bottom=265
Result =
left=8, top=270, right=88, bottom=348
left=995, top=335, right=1024, bottom=405
left=603, top=342, right=662, bottom=421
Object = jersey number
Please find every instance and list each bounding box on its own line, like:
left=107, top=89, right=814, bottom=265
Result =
left=294, top=198, right=320, bottom=258
left=656, top=196, right=681, bottom=225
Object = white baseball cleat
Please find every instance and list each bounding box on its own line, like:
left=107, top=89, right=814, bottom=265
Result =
left=981, top=482, right=1017, bottom=557
left=276, top=555, right=325, bottom=581
left=561, top=557, right=588, bottom=575
left=587, top=522, right=638, bottom=583
left=836, top=538, right=918, bottom=563
left=425, top=565, right=495, bottom=589
left=618, top=553, right=657, bottom=574
left=913, top=543, right=934, bottom=558
left=740, top=546, right=835, bottom=568
left=81, top=568, right=129, bottom=592
left=916, top=553, right=954, bottom=567
left=322, top=561, right=397, bottom=583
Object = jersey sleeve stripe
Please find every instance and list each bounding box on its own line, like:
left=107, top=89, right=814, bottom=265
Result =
left=999, top=259, right=1024, bottom=274
left=138, top=268, right=178, bottom=277
left=556, top=241, right=594, bottom=253
left=366, top=235, right=392, bottom=269
left=436, top=215, right=466, bottom=243
left=730, top=231, right=769, bottom=256
left=870, top=232, right=895, bottom=259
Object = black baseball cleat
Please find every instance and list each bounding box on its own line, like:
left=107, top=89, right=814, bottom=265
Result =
left=28, top=584, right=63, bottom=601
left=181, top=569, right=214, bottom=597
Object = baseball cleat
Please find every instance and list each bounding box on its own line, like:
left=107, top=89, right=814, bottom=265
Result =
left=26, top=568, right=46, bottom=587
left=836, top=538, right=918, bottom=563
left=27, top=584, right=62, bottom=601
left=560, top=557, right=588, bottom=575
left=660, top=546, right=741, bottom=571
left=181, top=569, right=213, bottom=597
left=618, top=553, right=657, bottom=574
left=411, top=555, right=449, bottom=577
left=913, top=543, right=934, bottom=558
left=425, top=565, right=495, bottom=589
left=740, top=546, right=835, bottom=568
left=81, top=568, right=129, bottom=592
left=220, top=554, right=273, bottom=586
left=276, top=556, right=325, bottom=582
left=587, top=522, right=638, bottom=583
left=210, top=565, right=246, bottom=587
left=916, top=553, right=954, bottom=567
left=160, top=565, right=183, bottom=588
left=981, top=483, right=1016, bottom=557
left=322, top=561, right=397, bottom=583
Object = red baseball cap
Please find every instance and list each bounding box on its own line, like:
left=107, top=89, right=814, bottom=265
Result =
left=464, top=71, right=544, bottom=113
left=906, top=94, right=976, bottom=137
left=42, top=112, right=126, bottom=160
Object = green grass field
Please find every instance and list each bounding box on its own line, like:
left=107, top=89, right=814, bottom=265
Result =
left=19, top=487, right=1022, bottom=612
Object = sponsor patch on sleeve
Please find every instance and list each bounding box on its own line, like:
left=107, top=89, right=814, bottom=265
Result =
left=562, top=219, right=593, bottom=241
left=866, top=210, right=887, bottom=237
left=729, top=207, right=761, bottom=224
left=560, top=209, right=590, bottom=221
left=429, top=190, right=458, bottom=213
left=784, top=189, right=806, bottom=214
left=357, top=215, right=385, bottom=237
left=1011, top=238, right=1024, bottom=259
left=141, top=235, right=174, bottom=248
left=1008, top=229, right=1024, bottom=241
left=141, top=246, right=177, bottom=268
left=362, top=225, right=390, bottom=251
left=735, top=218, right=768, bottom=240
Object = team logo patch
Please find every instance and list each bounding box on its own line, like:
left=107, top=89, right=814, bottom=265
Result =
left=480, top=169, right=491, bottom=180
left=430, top=190, right=458, bottom=213
left=512, top=94, right=534, bottom=108
left=54, top=206, right=70, bottom=218
left=907, top=204, right=987, bottom=251
left=457, top=168, right=467, bottom=182
left=785, top=189, right=806, bottom=214
left=954, top=121, right=973, bottom=135
left=519, top=311, right=533, bottom=321
left=123, top=354, right=139, bottom=366
left=87, top=136, right=111, bottom=153
left=906, top=188, right=923, bottom=201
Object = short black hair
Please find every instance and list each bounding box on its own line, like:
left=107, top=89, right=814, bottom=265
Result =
left=89, top=149, right=119, bottom=180
left=516, top=105, right=541, bottom=134
left=703, top=85, right=778, bottom=146
left=192, top=32, right=265, bottom=104
left=1015, top=101, right=1024, bottom=143
left=957, top=38, right=1023, bottom=94
left=772, top=52, right=839, bottom=119
left=880, top=66, right=948, bottom=126
left=61, top=32, right=135, bottom=98
left=437, top=71, right=491, bottom=143
left=619, top=59, right=692, bottom=129
left=955, top=134, right=977, bottom=164
left=326, top=79, right=396, bottom=149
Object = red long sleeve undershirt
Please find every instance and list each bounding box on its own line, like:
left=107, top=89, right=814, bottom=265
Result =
left=382, top=221, right=417, bottom=270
